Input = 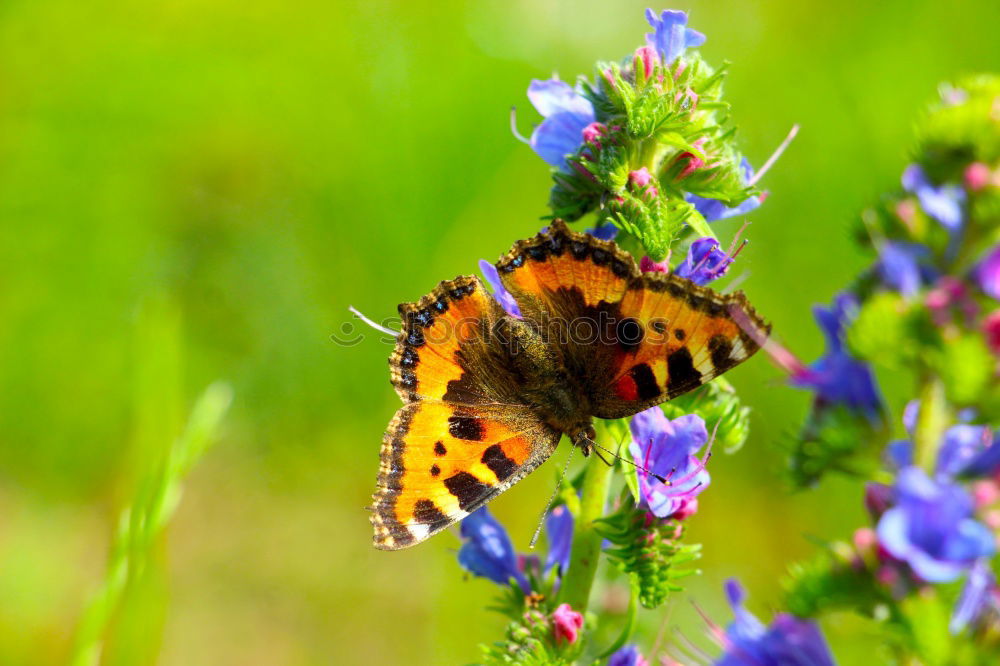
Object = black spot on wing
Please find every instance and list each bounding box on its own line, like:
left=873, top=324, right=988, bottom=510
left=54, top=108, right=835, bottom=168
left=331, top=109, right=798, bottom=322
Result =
left=630, top=363, right=661, bottom=401
left=434, top=441, right=447, bottom=456
left=444, top=472, right=491, bottom=511
left=709, top=334, right=735, bottom=373
left=616, top=317, right=644, bottom=353
left=667, top=347, right=701, bottom=396
left=481, top=444, right=517, bottom=482
left=413, top=499, right=449, bottom=527
left=448, top=414, right=485, bottom=441
left=430, top=464, right=440, bottom=477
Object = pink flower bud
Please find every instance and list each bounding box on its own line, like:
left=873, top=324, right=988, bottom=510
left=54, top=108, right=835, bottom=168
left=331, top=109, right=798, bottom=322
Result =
left=973, top=480, right=1000, bottom=507
left=983, top=310, right=1000, bottom=355
left=675, top=151, right=705, bottom=180
left=640, top=256, right=669, bottom=273
left=581, top=122, right=607, bottom=147
left=633, top=45, right=657, bottom=80
left=627, top=167, right=659, bottom=198
left=853, top=527, right=878, bottom=552
left=965, top=162, right=992, bottom=191
left=670, top=497, right=699, bottom=520
left=552, top=603, right=584, bottom=644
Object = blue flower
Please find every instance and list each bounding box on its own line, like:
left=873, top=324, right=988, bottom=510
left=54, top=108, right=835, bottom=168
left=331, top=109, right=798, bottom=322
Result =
left=458, top=507, right=531, bottom=592
left=479, top=259, right=522, bottom=317
left=675, top=237, right=733, bottom=285
left=950, top=559, right=997, bottom=633
left=792, top=293, right=881, bottom=416
left=876, top=467, right=995, bottom=582
left=901, top=163, right=966, bottom=230
left=587, top=222, right=619, bottom=241
left=544, top=504, right=574, bottom=575
left=975, top=244, right=1000, bottom=300
left=645, top=9, right=706, bottom=64
left=936, top=425, right=998, bottom=478
left=527, top=78, right=596, bottom=170
left=715, top=579, right=837, bottom=666
left=608, top=644, right=648, bottom=666
left=628, top=407, right=710, bottom=519
left=877, top=241, right=934, bottom=297
left=687, top=159, right=763, bottom=222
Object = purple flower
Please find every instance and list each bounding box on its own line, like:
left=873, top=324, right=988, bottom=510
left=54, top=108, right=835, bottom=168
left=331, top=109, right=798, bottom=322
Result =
left=527, top=78, right=596, bottom=170
left=608, top=644, right=648, bottom=666
left=479, top=259, right=521, bottom=317
left=544, top=504, right=574, bottom=575
left=901, top=163, right=966, bottom=230
left=878, top=242, right=933, bottom=297
left=645, top=9, right=706, bottom=64
left=587, top=222, right=619, bottom=241
left=792, top=293, right=881, bottom=416
left=458, top=507, right=531, bottom=593
left=950, top=559, right=997, bottom=633
left=687, top=159, right=763, bottom=222
left=975, top=244, right=1000, bottom=299
left=628, top=407, right=710, bottom=519
left=715, top=579, right=837, bottom=666
left=675, top=237, right=733, bottom=285
left=937, top=425, right=997, bottom=479
left=876, top=467, right=995, bottom=582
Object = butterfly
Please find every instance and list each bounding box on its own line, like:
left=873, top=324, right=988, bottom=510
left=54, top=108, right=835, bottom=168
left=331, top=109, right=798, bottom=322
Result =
left=370, top=220, right=770, bottom=550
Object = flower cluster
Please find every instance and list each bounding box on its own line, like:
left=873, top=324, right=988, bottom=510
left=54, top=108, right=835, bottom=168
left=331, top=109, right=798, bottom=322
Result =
left=519, top=7, right=770, bottom=266
left=777, top=76, right=1000, bottom=662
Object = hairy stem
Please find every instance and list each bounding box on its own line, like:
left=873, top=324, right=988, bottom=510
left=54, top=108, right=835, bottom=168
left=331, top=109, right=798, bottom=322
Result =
left=557, top=422, right=616, bottom=611
left=913, top=374, right=948, bottom=472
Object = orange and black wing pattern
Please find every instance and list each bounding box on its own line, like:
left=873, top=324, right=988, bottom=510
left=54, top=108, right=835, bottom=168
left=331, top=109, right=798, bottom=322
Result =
left=372, top=401, right=559, bottom=550
left=494, top=220, right=770, bottom=419
left=372, top=275, right=560, bottom=550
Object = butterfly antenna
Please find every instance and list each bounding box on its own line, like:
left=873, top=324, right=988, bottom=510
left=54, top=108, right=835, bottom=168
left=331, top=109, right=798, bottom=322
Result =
left=589, top=439, right=668, bottom=484
left=348, top=306, right=400, bottom=337
left=529, top=446, right=575, bottom=550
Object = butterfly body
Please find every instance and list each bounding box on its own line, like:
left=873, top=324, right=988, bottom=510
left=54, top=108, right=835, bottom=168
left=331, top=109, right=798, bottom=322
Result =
left=371, top=221, right=770, bottom=550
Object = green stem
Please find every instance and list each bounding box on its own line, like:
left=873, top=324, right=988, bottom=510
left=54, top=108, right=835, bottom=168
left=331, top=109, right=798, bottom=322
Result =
left=913, top=374, right=948, bottom=472
left=557, top=422, right=616, bottom=611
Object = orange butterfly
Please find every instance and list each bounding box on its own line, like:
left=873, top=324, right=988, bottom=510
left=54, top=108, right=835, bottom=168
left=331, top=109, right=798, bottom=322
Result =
left=371, top=220, right=770, bottom=550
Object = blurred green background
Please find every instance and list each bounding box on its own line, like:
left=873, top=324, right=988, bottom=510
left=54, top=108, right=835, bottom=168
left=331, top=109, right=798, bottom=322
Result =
left=2, top=0, right=999, bottom=664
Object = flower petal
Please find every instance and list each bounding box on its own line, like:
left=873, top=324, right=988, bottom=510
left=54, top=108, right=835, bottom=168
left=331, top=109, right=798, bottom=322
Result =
left=527, top=78, right=593, bottom=118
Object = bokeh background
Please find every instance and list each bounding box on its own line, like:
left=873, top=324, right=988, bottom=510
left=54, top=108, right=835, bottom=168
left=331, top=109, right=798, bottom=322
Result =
left=2, top=0, right=999, bottom=664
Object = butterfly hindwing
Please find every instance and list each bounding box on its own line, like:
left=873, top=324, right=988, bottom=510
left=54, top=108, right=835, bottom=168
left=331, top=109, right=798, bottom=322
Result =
left=372, top=401, right=560, bottom=550
left=494, top=220, right=770, bottom=419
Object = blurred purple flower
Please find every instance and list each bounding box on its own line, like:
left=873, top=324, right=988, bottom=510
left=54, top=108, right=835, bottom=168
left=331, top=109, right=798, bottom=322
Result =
left=937, top=425, right=998, bottom=479
left=608, top=644, right=648, bottom=666
left=876, top=467, right=996, bottom=582
left=792, top=293, right=881, bottom=416
left=878, top=242, right=933, bottom=297
left=951, top=559, right=998, bottom=633
left=479, top=259, right=522, bottom=317
left=715, top=579, right=837, bottom=666
left=544, top=504, right=574, bottom=575
left=675, top=237, right=733, bottom=285
left=687, top=159, right=763, bottom=222
left=975, top=244, right=1000, bottom=300
left=458, top=507, right=531, bottom=593
left=628, top=407, right=710, bottom=519
left=645, top=9, right=706, bottom=64
left=902, top=163, right=966, bottom=230
left=527, top=78, right=596, bottom=170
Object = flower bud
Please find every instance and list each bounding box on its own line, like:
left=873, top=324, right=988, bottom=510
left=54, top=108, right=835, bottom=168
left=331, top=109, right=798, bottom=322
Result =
left=965, top=162, right=992, bottom=191
left=551, top=603, right=584, bottom=643
left=633, top=45, right=657, bottom=83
